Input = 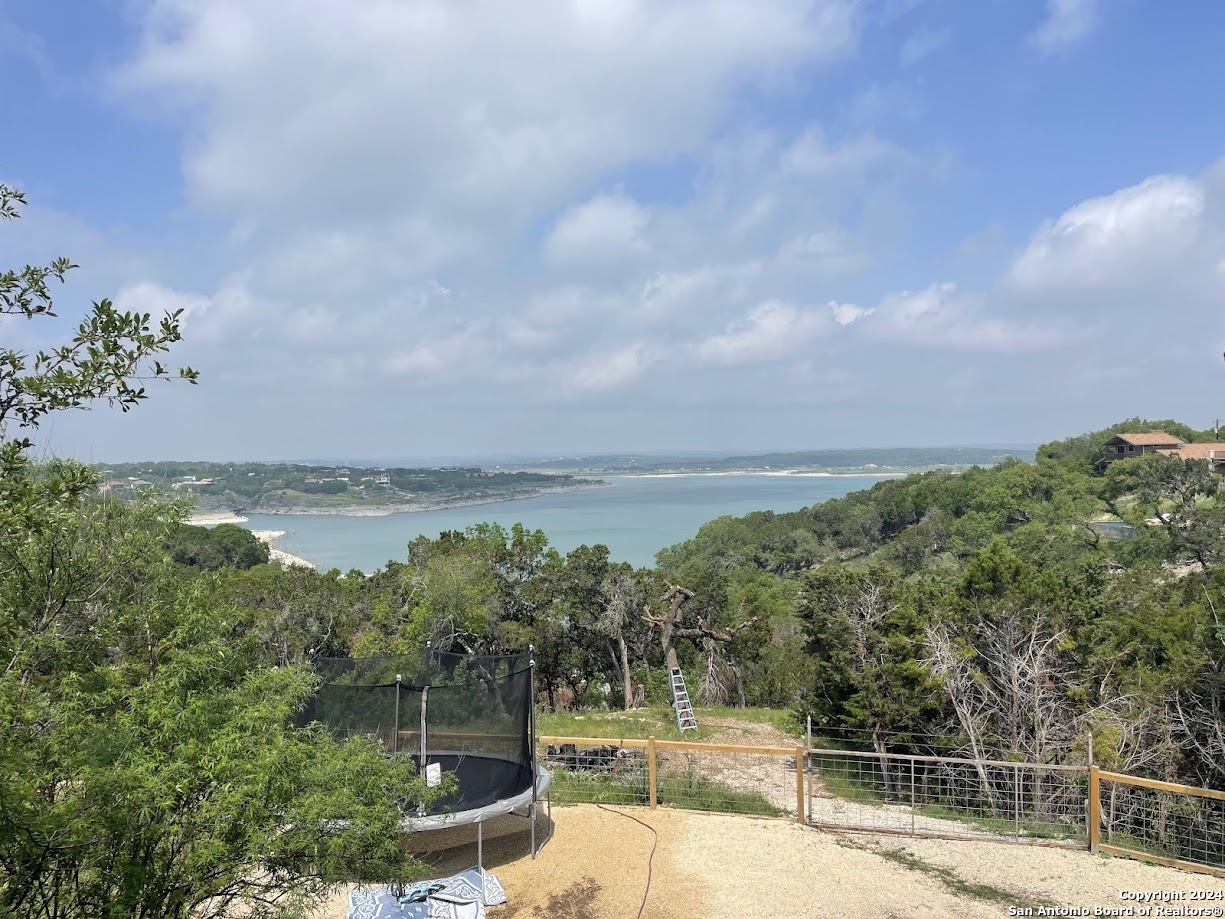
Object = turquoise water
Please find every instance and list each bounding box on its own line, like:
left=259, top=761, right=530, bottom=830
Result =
left=242, top=473, right=895, bottom=572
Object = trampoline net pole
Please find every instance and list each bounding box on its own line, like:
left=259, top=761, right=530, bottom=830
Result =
left=392, top=674, right=401, bottom=755
left=528, top=648, right=537, bottom=806
left=529, top=646, right=539, bottom=860
left=419, top=686, right=428, bottom=766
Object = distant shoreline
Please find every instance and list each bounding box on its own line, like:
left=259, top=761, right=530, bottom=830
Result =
left=187, top=481, right=612, bottom=521
left=604, top=470, right=910, bottom=478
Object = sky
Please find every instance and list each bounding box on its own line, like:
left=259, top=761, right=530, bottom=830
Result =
left=3, top=0, right=1225, bottom=462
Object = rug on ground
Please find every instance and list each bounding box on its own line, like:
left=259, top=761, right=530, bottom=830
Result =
left=348, top=868, right=508, bottom=919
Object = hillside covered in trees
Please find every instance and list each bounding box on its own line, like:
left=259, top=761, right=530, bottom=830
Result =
left=97, top=460, right=600, bottom=514
left=168, top=416, right=1225, bottom=796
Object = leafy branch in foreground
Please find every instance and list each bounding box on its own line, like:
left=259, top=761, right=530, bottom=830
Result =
left=0, top=180, right=197, bottom=449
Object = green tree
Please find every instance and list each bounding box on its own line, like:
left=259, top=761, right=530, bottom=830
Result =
left=166, top=522, right=271, bottom=570
left=0, top=185, right=438, bottom=916
left=795, top=565, right=935, bottom=755
left=0, top=182, right=197, bottom=523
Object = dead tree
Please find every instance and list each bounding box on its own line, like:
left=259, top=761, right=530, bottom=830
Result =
left=597, top=570, right=641, bottom=711
left=642, top=583, right=758, bottom=676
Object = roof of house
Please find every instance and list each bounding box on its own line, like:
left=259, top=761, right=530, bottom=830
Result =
left=1158, top=443, right=1225, bottom=460
left=1108, top=431, right=1184, bottom=446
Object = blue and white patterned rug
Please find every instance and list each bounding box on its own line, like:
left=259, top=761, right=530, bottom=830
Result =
left=348, top=868, right=508, bottom=919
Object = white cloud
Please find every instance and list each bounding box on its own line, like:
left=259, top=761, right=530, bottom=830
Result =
left=777, top=227, right=870, bottom=276
left=119, top=0, right=859, bottom=250
left=780, top=127, right=897, bottom=177
left=694, top=300, right=827, bottom=365
left=899, top=25, right=951, bottom=66
left=1030, top=0, right=1100, bottom=54
left=829, top=301, right=873, bottom=325
left=383, top=329, right=480, bottom=377
left=543, top=193, right=650, bottom=269
left=116, top=280, right=210, bottom=323
left=115, top=280, right=253, bottom=344
left=636, top=262, right=762, bottom=322
left=870, top=282, right=1057, bottom=351
left=1009, top=175, right=1206, bottom=292
left=572, top=343, right=657, bottom=391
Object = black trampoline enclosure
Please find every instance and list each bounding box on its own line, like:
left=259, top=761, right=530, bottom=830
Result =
left=298, top=647, right=539, bottom=819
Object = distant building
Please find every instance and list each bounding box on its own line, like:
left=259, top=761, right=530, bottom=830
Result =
left=1157, top=442, right=1225, bottom=474
left=1098, top=431, right=1225, bottom=473
left=171, top=478, right=215, bottom=491
left=375, top=474, right=391, bottom=486
left=1096, top=431, right=1184, bottom=470
left=99, top=479, right=154, bottom=494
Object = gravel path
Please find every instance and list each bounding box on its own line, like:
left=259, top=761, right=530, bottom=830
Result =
left=311, top=805, right=1225, bottom=919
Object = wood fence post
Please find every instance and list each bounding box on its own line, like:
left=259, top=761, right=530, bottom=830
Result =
left=1088, top=765, right=1100, bottom=853
left=648, top=736, right=657, bottom=809
left=795, top=746, right=806, bottom=824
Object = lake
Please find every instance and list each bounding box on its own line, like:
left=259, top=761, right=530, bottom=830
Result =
left=242, top=473, right=896, bottom=572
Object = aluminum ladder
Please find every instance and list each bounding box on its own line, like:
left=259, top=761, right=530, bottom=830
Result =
left=670, top=667, right=698, bottom=733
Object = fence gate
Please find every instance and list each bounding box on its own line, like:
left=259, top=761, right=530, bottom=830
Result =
left=806, top=748, right=1088, bottom=847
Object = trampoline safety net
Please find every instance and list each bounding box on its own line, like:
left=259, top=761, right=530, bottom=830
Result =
left=298, top=648, right=535, bottom=816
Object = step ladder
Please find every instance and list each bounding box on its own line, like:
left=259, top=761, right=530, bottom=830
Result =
left=670, top=667, right=698, bottom=733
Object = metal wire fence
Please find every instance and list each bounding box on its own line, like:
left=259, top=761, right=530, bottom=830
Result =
left=538, top=736, right=802, bottom=818
left=533, top=735, right=1225, bottom=879
left=1096, top=770, right=1225, bottom=878
left=807, top=748, right=1087, bottom=845
left=540, top=738, right=652, bottom=808
left=655, top=744, right=798, bottom=817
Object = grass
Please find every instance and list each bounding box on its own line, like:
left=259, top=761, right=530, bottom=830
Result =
left=549, top=765, right=785, bottom=817
left=657, top=766, right=786, bottom=816
left=549, top=768, right=651, bottom=807
left=807, top=750, right=1085, bottom=842
left=847, top=842, right=1060, bottom=909
left=915, top=803, right=1083, bottom=842
left=537, top=706, right=698, bottom=740
left=697, top=706, right=804, bottom=736
left=535, top=705, right=804, bottom=742
left=1102, top=830, right=1225, bottom=870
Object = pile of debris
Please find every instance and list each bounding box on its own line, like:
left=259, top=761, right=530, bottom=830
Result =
left=545, top=743, right=642, bottom=773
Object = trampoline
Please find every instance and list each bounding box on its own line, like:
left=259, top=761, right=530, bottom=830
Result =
left=300, top=646, right=552, bottom=865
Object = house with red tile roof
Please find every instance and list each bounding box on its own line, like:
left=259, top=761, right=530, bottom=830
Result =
left=1157, top=442, right=1225, bottom=473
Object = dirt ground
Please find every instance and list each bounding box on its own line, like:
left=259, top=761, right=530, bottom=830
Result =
left=314, top=804, right=1225, bottom=919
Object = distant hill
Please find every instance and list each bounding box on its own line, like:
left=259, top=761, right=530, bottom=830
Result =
left=92, top=460, right=602, bottom=515
left=497, top=446, right=1034, bottom=475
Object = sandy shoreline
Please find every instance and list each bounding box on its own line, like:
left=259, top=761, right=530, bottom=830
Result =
left=248, top=529, right=317, bottom=570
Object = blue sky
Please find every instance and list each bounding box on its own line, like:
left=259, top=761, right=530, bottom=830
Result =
left=3, top=0, right=1225, bottom=461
